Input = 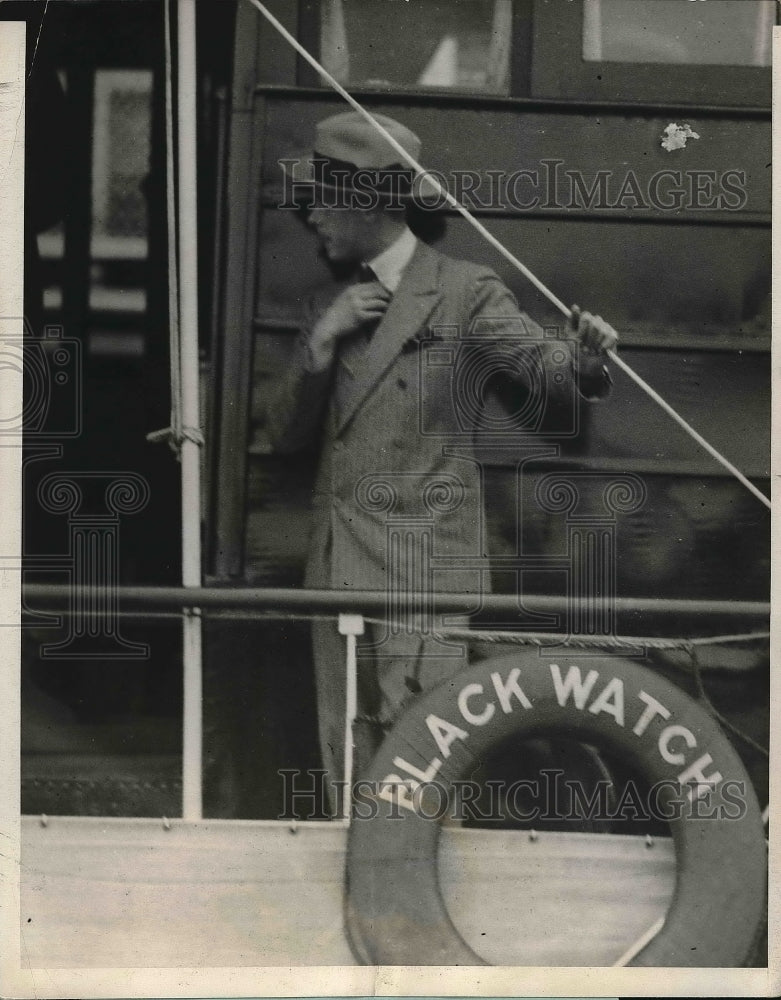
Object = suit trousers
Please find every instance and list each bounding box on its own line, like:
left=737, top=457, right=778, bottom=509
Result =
left=311, top=617, right=469, bottom=814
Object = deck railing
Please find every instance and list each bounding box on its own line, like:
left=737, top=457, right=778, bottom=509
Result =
left=21, top=583, right=770, bottom=819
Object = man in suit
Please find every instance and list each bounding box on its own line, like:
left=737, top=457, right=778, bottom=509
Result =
left=268, top=111, right=618, bottom=810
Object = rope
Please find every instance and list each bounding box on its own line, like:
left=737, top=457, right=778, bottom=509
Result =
left=363, top=620, right=769, bottom=653
left=147, top=425, right=205, bottom=448
left=246, top=0, right=771, bottom=512
left=612, top=915, right=665, bottom=967
left=26, top=0, right=50, bottom=81
left=30, top=599, right=770, bottom=652
left=362, top=617, right=771, bottom=756
left=689, top=645, right=769, bottom=759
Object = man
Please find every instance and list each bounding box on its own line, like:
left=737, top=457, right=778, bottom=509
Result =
left=268, top=111, right=618, bottom=809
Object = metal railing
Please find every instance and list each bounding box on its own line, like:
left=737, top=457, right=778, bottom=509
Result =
left=21, top=584, right=771, bottom=619
left=21, top=583, right=770, bottom=820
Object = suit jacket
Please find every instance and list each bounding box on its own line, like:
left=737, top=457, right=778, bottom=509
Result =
left=267, top=241, right=609, bottom=595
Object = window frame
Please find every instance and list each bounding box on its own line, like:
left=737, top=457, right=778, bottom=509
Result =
left=296, top=0, right=534, bottom=98
left=530, top=0, right=772, bottom=108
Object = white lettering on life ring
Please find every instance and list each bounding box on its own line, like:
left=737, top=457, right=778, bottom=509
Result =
left=425, top=713, right=468, bottom=758
left=587, top=676, right=625, bottom=727
left=550, top=663, right=600, bottom=709
left=659, top=723, right=697, bottom=765
left=457, top=683, right=495, bottom=726
left=633, top=690, right=671, bottom=736
left=347, top=653, right=766, bottom=968
left=392, top=755, right=443, bottom=784
left=678, top=752, right=723, bottom=801
left=491, top=668, right=532, bottom=713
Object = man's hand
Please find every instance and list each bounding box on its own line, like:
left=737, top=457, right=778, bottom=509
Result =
left=569, top=304, right=619, bottom=355
left=307, top=282, right=391, bottom=371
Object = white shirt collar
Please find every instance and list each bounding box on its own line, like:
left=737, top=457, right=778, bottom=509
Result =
left=366, top=227, right=418, bottom=293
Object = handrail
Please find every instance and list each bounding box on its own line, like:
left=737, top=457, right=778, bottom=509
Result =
left=20, top=581, right=768, bottom=825
left=251, top=82, right=772, bottom=120
left=21, top=584, right=770, bottom=620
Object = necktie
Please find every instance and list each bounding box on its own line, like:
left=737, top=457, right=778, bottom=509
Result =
left=356, top=263, right=385, bottom=345
left=357, top=262, right=377, bottom=284
left=351, top=263, right=382, bottom=351
left=335, top=263, right=386, bottom=418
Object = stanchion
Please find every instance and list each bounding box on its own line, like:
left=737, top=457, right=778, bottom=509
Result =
left=338, top=613, right=365, bottom=821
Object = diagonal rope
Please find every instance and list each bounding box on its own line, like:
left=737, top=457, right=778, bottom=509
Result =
left=26, top=0, right=50, bottom=81
left=246, top=0, right=771, bottom=511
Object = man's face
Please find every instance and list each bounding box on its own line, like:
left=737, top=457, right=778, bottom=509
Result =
left=308, top=205, right=373, bottom=264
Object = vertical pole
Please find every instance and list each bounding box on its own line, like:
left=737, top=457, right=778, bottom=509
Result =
left=0, top=21, right=26, bottom=986
left=177, top=0, right=203, bottom=820
left=338, top=614, right=365, bottom=821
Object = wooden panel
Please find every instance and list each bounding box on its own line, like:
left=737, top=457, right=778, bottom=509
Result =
left=247, top=337, right=770, bottom=598
left=252, top=333, right=770, bottom=473
left=242, top=96, right=769, bottom=594
left=21, top=816, right=674, bottom=967
left=252, top=207, right=769, bottom=340
left=483, top=468, right=770, bottom=602
left=251, top=332, right=770, bottom=487
left=439, top=827, right=674, bottom=966
left=262, top=97, right=771, bottom=217
left=437, top=216, right=770, bottom=332
left=588, top=348, right=770, bottom=475
left=246, top=458, right=770, bottom=601
left=234, top=90, right=770, bottom=600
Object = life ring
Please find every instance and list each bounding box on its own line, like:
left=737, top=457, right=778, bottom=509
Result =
left=345, top=653, right=766, bottom=966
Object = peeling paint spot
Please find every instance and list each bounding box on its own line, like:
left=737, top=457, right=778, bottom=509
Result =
left=661, top=123, right=700, bottom=152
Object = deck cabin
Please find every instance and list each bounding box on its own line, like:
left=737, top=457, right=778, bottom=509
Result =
left=10, top=0, right=771, bottom=971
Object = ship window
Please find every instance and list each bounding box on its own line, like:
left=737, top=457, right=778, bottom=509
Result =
left=318, top=0, right=512, bottom=94
left=582, top=0, right=774, bottom=68
left=531, top=0, right=772, bottom=106
left=92, top=69, right=151, bottom=259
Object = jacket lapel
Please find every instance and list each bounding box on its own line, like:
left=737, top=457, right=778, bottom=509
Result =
left=336, top=242, right=441, bottom=435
